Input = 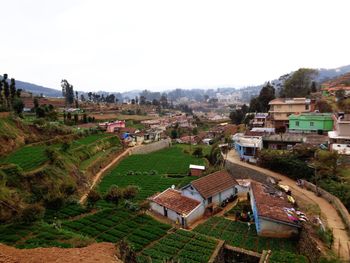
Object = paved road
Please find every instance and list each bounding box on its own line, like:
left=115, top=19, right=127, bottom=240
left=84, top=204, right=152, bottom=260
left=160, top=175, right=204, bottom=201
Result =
left=226, top=150, right=350, bottom=262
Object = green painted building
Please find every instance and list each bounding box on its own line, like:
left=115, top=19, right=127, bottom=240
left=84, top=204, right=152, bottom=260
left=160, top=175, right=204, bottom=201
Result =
left=289, top=113, right=334, bottom=134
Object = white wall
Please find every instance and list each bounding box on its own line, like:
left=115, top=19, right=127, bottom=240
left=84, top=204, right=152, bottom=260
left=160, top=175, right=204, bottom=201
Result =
left=211, top=187, right=236, bottom=205
left=182, top=186, right=205, bottom=203
left=150, top=202, right=165, bottom=216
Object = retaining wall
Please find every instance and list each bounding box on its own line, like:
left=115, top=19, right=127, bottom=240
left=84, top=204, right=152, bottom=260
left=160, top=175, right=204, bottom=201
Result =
left=301, top=180, right=350, bottom=234
left=298, top=225, right=322, bottom=263
left=128, top=138, right=171, bottom=155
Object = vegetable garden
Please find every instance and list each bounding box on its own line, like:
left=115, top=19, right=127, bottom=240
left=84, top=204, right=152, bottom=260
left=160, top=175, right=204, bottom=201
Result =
left=62, top=208, right=171, bottom=252
left=98, top=146, right=206, bottom=200
left=138, top=229, right=218, bottom=263
left=194, top=217, right=299, bottom=254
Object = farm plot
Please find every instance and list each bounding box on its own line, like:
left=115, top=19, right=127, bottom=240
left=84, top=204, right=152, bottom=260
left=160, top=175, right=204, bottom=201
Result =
left=44, top=203, right=89, bottom=222
left=138, top=229, right=218, bottom=263
left=71, top=133, right=112, bottom=148
left=98, top=147, right=205, bottom=200
left=0, top=223, right=90, bottom=249
left=194, top=217, right=298, bottom=254
left=0, top=145, right=48, bottom=171
left=62, top=208, right=171, bottom=251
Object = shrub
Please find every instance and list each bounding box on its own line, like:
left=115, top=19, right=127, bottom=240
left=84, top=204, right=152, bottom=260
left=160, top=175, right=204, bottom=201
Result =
left=87, top=190, right=101, bottom=208
left=192, top=147, right=203, bottom=158
left=104, top=185, right=123, bottom=204
left=123, top=185, right=139, bottom=200
left=21, top=203, right=45, bottom=223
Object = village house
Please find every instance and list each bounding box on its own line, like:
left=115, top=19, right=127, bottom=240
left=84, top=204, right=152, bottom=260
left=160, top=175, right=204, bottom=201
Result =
left=251, top=113, right=269, bottom=128
left=329, top=113, right=350, bottom=155
left=268, top=98, right=315, bottom=129
left=99, top=120, right=126, bottom=132
left=149, top=170, right=239, bottom=227
left=288, top=113, right=333, bottom=134
left=232, top=133, right=263, bottom=162
left=249, top=182, right=301, bottom=238
left=189, top=164, right=205, bottom=176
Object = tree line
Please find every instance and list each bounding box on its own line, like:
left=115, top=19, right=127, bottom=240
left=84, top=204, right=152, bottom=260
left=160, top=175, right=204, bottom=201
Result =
left=0, top=74, right=24, bottom=114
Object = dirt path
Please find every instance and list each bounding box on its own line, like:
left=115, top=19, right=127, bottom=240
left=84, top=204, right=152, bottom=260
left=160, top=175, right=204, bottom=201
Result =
left=226, top=150, right=350, bottom=261
left=79, top=149, right=131, bottom=204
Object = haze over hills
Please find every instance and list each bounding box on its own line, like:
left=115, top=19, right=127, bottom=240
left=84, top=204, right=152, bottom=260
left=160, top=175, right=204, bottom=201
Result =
left=4, top=64, right=350, bottom=99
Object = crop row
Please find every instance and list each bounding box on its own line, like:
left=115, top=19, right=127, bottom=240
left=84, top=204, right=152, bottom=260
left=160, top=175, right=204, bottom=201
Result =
left=194, top=217, right=298, bottom=253
left=63, top=209, right=170, bottom=251
left=139, top=229, right=218, bottom=263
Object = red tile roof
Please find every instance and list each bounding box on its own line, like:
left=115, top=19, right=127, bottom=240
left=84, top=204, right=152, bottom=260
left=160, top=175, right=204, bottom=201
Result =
left=191, top=170, right=238, bottom=199
left=251, top=182, right=299, bottom=226
left=149, top=189, right=200, bottom=216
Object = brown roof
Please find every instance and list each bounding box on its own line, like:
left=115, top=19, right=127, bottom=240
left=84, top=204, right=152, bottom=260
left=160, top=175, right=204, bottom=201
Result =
left=149, top=188, right=200, bottom=216
left=191, top=170, right=238, bottom=199
left=250, top=182, right=299, bottom=226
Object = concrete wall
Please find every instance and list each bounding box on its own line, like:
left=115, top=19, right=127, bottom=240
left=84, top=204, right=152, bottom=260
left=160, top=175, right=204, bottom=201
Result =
left=258, top=218, right=299, bottom=238
left=182, top=185, right=205, bottom=203
left=186, top=205, right=205, bottom=226
left=129, top=138, right=171, bottom=155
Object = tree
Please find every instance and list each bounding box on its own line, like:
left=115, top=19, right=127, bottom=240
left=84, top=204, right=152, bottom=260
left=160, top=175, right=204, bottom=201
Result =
left=3, top=75, right=10, bottom=109
left=335, top=89, right=346, bottom=102
left=9, top=78, right=16, bottom=106
left=61, top=79, right=75, bottom=106
left=104, top=185, right=123, bottom=205
left=117, top=239, right=137, bottom=263
left=13, top=98, right=24, bottom=115
left=35, top=106, right=46, bottom=118
left=171, top=129, right=178, bottom=139
left=192, top=147, right=203, bottom=158
left=87, top=190, right=101, bottom=208
left=33, top=98, right=39, bottom=109
left=311, top=81, right=317, bottom=93
left=281, top=68, right=317, bottom=98
left=316, top=100, right=332, bottom=113
left=208, top=143, right=223, bottom=166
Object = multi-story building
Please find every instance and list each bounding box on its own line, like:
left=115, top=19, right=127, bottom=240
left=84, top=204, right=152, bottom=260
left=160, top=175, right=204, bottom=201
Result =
left=288, top=113, right=333, bottom=134
left=268, top=98, right=315, bottom=129
left=329, top=113, right=350, bottom=155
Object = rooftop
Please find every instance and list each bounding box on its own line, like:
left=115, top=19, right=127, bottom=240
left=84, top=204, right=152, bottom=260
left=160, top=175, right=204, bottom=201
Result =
left=148, top=188, right=200, bottom=216
left=232, top=133, right=262, bottom=147
left=189, top=164, right=205, bottom=170
left=269, top=98, right=311, bottom=105
left=289, top=113, right=333, bottom=121
left=251, top=182, right=299, bottom=226
left=190, top=170, right=238, bottom=199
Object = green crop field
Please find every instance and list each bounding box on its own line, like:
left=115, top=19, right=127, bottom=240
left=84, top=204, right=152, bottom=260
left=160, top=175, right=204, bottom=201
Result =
left=194, top=217, right=298, bottom=254
left=138, top=229, right=218, bottom=263
left=98, top=146, right=205, bottom=200
left=0, top=222, right=91, bottom=249
left=71, top=133, right=112, bottom=147
left=62, top=208, right=171, bottom=251
left=0, top=145, right=48, bottom=171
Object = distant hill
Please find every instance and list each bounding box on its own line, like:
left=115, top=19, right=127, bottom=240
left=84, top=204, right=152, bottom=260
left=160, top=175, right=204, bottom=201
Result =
left=2, top=64, right=350, bottom=100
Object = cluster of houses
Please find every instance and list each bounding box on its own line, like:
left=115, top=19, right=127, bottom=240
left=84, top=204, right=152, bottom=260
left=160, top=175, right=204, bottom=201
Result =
left=233, top=97, right=350, bottom=162
left=148, top=169, right=302, bottom=238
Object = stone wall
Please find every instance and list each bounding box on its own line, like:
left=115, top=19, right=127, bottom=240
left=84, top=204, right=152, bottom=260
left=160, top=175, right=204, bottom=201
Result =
left=128, top=138, right=171, bottom=155
left=302, top=180, right=350, bottom=234
left=223, top=244, right=261, bottom=263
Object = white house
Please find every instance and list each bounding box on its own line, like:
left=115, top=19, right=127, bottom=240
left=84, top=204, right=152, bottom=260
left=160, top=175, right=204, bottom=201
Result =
left=148, top=170, right=239, bottom=227
left=181, top=170, right=238, bottom=213
left=148, top=188, right=202, bottom=228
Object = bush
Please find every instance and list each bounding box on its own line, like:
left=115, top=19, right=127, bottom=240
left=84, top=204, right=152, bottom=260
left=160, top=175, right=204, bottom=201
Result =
left=104, top=185, right=123, bottom=204
left=87, top=190, right=101, bottom=208
left=21, top=203, right=45, bottom=223
left=123, top=185, right=139, bottom=200
left=192, top=147, right=203, bottom=158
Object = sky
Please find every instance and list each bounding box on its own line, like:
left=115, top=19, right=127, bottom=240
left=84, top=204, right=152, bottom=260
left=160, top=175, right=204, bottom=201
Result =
left=1, top=0, right=350, bottom=92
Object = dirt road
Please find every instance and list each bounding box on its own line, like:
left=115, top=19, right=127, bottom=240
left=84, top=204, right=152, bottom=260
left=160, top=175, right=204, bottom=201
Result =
left=226, top=150, right=350, bottom=261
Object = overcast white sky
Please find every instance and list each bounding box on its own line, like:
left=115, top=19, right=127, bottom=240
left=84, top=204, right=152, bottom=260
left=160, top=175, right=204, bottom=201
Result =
left=1, top=0, right=350, bottom=92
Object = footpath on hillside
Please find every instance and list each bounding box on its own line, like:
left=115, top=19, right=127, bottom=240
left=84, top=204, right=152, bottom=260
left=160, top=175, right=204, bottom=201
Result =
left=226, top=150, right=350, bottom=261
left=79, top=148, right=131, bottom=204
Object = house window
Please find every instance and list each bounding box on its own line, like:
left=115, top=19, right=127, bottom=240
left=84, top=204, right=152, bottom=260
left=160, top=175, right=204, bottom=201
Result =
left=305, top=104, right=309, bottom=110
left=310, top=122, right=314, bottom=127
left=296, top=121, right=299, bottom=127
left=208, top=197, right=212, bottom=204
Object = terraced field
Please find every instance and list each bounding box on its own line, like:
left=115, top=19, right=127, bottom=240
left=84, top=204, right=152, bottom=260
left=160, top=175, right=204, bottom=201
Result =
left=0, top=145, right=48, bottom=171
left=62, top=208, right=171, bottom=252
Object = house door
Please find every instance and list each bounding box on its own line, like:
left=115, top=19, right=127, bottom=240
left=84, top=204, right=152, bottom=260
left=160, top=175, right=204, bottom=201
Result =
left=163, top=207, right=168, bottom=217
left=181, top=217, right=185, bottom=228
